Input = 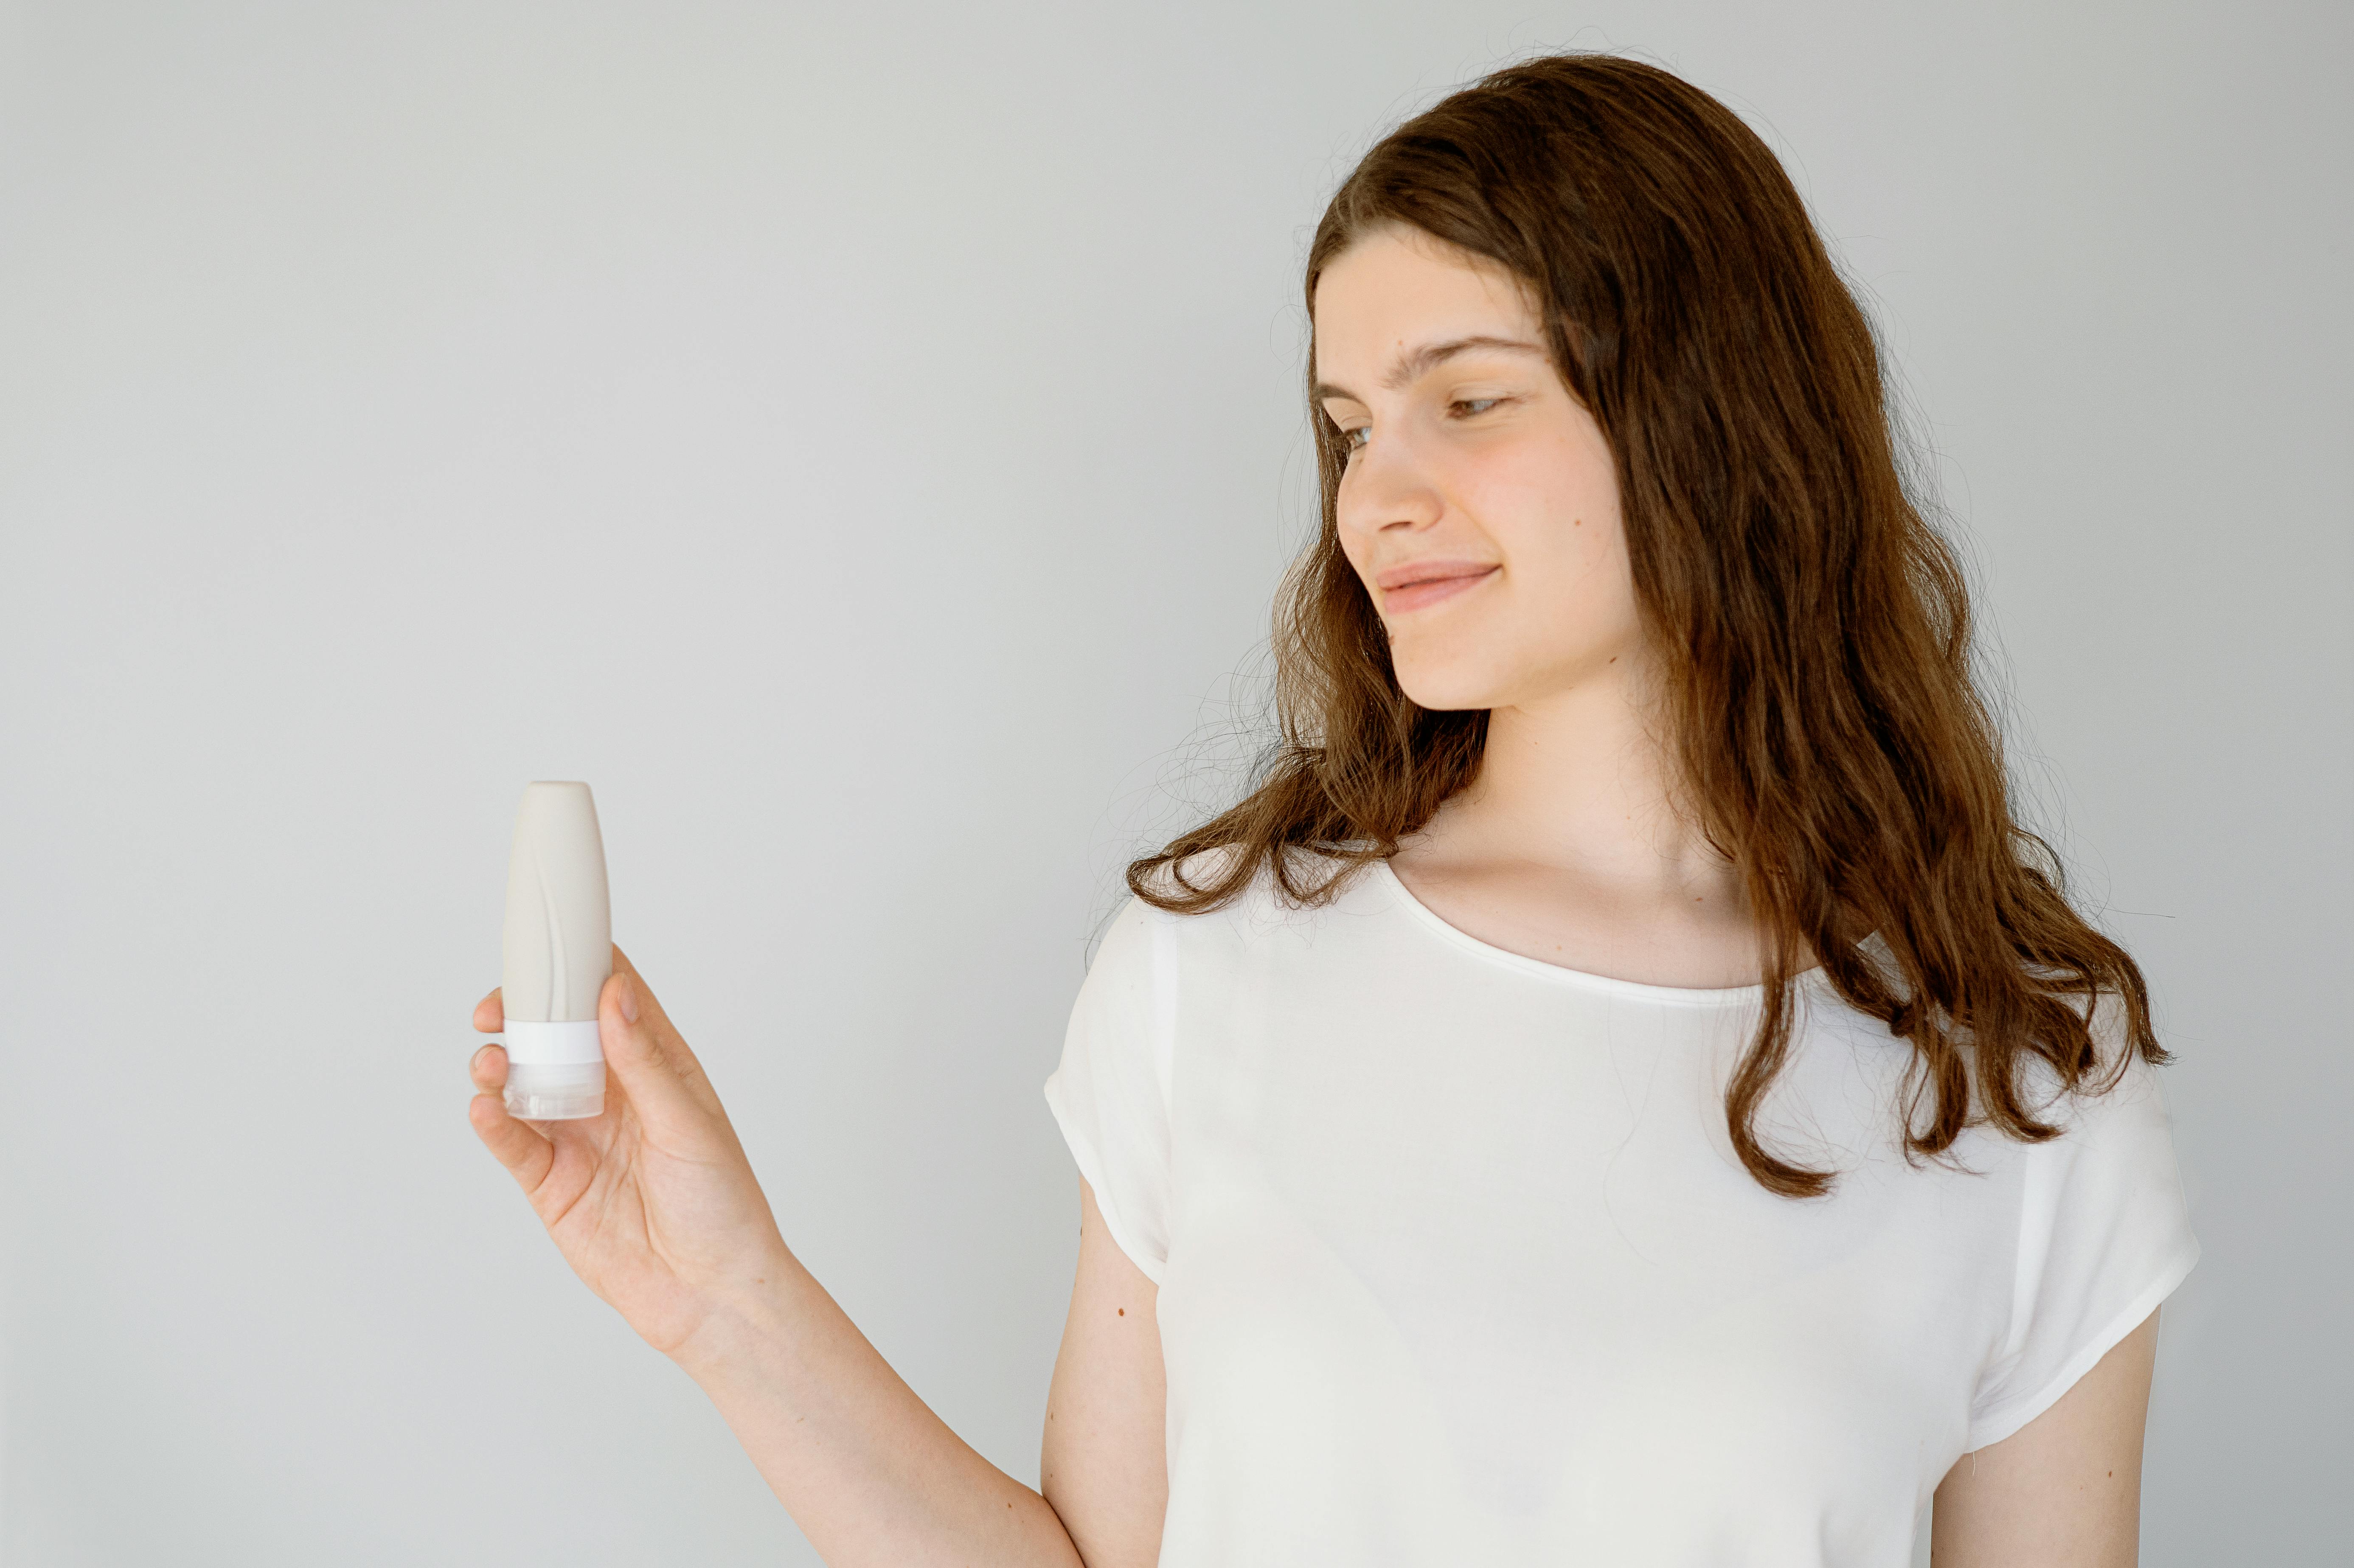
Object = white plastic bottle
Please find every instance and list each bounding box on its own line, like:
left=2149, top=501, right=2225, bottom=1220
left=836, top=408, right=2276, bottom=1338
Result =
left=500, top=781, right=612, bottom=1120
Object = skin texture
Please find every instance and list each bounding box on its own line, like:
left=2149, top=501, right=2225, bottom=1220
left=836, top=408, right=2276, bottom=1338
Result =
left=466, top=220, right=2160, bottom=1564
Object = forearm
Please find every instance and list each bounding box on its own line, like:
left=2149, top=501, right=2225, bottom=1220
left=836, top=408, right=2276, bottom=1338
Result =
left=673, top=1247, right=1085, bottom=1568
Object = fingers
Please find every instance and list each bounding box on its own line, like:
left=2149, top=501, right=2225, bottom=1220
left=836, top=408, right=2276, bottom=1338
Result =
left=468, top=1086, right=555, bottom=1192
left=469, top=1041, right=508, bottom=1091
left=598, top=946, right=727, bottom=1124
left=466, top=988, right=551, bottom=1199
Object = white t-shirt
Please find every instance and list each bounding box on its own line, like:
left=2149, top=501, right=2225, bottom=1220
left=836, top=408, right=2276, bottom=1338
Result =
left=1042, top=852, right=2199, bottom=1567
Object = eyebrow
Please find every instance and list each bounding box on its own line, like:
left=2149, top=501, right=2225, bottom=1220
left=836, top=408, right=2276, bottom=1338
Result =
left=1312, top=334, right=1548, bottom=403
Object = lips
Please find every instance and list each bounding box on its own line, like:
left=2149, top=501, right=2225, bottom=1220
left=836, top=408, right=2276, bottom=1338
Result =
left=1375, top=560, right=1499, bottom=615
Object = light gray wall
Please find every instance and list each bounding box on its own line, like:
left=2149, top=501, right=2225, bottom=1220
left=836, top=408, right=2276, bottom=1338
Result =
left=3, top=2, right=2344, bottom=1563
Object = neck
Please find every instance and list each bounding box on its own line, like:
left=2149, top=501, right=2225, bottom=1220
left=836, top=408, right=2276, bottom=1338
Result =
left=1409, top=650, right=1741, bottom=907
left=1386, top=649, right=1789, bottom=989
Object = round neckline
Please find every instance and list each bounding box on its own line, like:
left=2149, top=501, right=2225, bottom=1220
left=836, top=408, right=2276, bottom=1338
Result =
left=1367, top=856, right=1806, bottom=1006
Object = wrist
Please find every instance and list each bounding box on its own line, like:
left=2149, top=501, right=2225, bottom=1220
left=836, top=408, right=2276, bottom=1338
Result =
left=669, top=1247, right=805, bottom=1387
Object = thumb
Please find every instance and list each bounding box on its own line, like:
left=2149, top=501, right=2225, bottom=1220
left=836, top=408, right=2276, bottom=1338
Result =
left=599, top=948, right=724, bottom=1121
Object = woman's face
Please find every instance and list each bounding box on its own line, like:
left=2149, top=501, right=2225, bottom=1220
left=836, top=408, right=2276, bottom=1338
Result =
left=1312, top=224, right=1641, bottom=713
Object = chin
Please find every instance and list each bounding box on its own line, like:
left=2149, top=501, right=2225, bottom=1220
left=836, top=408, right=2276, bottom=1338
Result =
left=1389, top=652, right=1508, bottom=713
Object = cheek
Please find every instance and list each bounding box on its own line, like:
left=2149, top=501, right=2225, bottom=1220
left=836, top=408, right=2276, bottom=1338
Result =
left=1332, top=473, right=1385, bottom=582
left=1475, top=442, right=1641, bottom=671
left=1465, top=431, right=1622, bottom=573
left=1331, top=465, right=1370, bottom=545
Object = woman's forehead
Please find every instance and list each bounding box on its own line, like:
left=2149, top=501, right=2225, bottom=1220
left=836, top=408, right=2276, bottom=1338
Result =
left=1313, top=233, right=1542, bottom=388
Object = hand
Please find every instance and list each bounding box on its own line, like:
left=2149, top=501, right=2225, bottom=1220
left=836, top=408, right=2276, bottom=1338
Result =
left=467, top=947, right=792, bottom=1361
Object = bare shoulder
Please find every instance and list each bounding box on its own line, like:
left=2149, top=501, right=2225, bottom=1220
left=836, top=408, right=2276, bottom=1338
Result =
left=1930, top=1308, right=2161, bottom=1567
left=1042, top=1175, right=1168, bottom=1568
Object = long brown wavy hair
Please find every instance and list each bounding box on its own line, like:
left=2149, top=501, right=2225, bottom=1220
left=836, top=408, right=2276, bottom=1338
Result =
left=1125, top=51, right=2166, bottom=1199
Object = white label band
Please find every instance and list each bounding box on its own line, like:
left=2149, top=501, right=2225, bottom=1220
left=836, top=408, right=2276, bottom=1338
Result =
left=502, top=1018, right=606, bottom=1065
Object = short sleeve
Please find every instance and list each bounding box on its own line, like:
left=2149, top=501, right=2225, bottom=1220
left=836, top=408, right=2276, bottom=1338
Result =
left=1042, top=895, right=1175, bottom=1284
left=1966, top=1021, right=2200, bottom=1450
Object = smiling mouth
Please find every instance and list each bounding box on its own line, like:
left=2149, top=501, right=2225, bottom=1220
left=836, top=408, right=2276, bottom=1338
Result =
left=1380, top=565, right=1498, bottom=615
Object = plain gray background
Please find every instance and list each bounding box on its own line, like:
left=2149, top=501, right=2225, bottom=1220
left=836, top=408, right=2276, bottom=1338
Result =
left=3, top=1, right=2346, bottom=1562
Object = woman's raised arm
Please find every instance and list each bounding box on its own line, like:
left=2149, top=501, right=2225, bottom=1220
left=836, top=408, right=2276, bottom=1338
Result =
left=466, top=946, right=1104, bottom=1566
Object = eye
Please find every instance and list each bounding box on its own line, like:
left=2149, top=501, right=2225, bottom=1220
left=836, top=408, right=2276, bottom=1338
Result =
left=1449, top=396, right=1506, bottom=418
left=1337, top=424, right=1370, bottom=455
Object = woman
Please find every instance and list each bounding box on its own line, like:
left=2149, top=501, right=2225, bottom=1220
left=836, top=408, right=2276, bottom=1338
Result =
left=466, top=53, right=2197, bottom=1568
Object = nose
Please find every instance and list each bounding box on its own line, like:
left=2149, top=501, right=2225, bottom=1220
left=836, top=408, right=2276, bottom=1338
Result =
left=1335, top=426, right=1443, bottom=544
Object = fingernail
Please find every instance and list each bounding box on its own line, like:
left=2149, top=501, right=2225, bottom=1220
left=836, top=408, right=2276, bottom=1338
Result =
left=618, top=975, right=640, bottom=1024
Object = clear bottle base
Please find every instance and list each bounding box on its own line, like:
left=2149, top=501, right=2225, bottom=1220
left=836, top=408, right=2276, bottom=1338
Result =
left=505, top=1087, right=605, bottom=1120
left=502, top=1059, right=606, bottom=1121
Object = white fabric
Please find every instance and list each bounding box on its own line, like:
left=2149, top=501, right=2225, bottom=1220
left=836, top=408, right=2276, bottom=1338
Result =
left=1042, top=853, right=2199, bottom=1567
